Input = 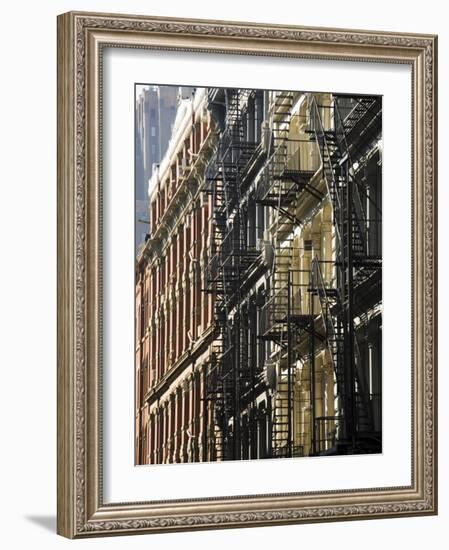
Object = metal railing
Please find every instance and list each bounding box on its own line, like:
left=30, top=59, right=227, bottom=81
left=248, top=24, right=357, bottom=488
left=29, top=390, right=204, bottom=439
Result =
left=315, top=415, right=342, bottom=454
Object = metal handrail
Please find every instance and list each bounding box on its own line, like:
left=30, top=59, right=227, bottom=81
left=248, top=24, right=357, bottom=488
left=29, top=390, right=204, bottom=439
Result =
left=311, top=257, right=339, bottom=357
left=333, top=101, right=370, bottom=256
left=308, top=95, right=342, bottom=251
left=311, top=257, right=374, bottom=431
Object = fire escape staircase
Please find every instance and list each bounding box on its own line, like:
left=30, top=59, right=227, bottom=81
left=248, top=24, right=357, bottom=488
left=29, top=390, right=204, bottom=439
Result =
left=256, top=91, right=319, bottom=223
left=308, top=95, right=381, bottom=453
left=203, top=89, right=263, bottom=460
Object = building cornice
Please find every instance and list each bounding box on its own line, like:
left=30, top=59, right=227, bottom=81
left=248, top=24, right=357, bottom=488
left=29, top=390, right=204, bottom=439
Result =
left=137, top=132, right=217, bottom=267
left=143, top=324, right=215, bottom=407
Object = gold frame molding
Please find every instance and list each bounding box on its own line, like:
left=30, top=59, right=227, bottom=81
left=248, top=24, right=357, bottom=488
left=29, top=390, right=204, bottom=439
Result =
left=57, top=11, right=438, bottom=538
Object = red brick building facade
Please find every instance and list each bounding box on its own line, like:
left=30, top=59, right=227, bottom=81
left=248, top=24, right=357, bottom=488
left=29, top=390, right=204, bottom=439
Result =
left=135, top=90, right=218, bottom=464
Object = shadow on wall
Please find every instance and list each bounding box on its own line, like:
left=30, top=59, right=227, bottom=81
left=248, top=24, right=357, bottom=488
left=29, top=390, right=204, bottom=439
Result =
left=24, top=515, right=56, bottom=533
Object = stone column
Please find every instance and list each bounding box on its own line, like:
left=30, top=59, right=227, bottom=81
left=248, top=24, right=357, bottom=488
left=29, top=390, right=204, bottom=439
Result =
left=164, top=301, right=169, bottom=375
left=198, top=369, right=203, bottom=461
left=311, top=216, right=322, bottom=313
left=186, top=374, right=194, bottom=462
left=160, top=401, right=166, bottom=463
left=300, top=385, right=311, bottom=456
left=314, top=357, right=325, bottom=452
left=324, top=361, right=337, bottom=451
left=172, top=388, right=180, bottom=463
left=315, top=362, right=323, bottom=419
left=321, top=218, right=333, bottom=284
left=144, top=403, right=150, bottom=464
left=300, top=226, right=311, bottom=314
left=155, top=407, right=161, bottom=464
left=181, top=381, right=188, bottom=462
left=182, top=221, right=189, bottom=354
left=165, top=399, right=171, bottom=463
left=147, top=412, right=153, bottom=464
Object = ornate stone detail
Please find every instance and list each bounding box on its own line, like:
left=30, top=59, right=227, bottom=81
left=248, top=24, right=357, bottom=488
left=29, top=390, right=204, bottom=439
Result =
left=71, top=13, right=436, bottom=535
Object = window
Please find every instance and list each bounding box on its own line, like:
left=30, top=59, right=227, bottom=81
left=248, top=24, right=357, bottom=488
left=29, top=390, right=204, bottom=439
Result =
left=304, top=239, right=313, bottom=251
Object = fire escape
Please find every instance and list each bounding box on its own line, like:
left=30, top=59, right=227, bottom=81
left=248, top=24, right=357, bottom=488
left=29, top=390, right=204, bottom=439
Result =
left=203, top=88, right=261, bottom=460
left=307, top=94, right=382, bottom=454
left=204, top=89, right=382, bottom=460
left=257, top=91, right=322, bottom=458
left=258, top=92, right=382, bottom=458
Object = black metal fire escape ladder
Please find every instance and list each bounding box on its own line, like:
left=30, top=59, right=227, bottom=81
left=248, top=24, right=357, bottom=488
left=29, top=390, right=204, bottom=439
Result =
left=204, top=89, right=260, bottom=460
left=308, top=94, right=380, bottom=452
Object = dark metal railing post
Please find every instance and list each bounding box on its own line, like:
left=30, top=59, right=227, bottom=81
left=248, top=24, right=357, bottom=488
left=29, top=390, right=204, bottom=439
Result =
left=346, top=162, right=357, bottom=451
left=287, top=269, right=293, bottom=458
left=310, top=268, right=316, bottom=456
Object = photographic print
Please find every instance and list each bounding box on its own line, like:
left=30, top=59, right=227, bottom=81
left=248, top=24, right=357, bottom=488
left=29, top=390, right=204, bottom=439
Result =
left=135, top=86, right=382, bottom=465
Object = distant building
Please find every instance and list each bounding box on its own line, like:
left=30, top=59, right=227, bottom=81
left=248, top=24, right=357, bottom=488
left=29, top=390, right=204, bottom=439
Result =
left=135, top=86, right=179, bottom=252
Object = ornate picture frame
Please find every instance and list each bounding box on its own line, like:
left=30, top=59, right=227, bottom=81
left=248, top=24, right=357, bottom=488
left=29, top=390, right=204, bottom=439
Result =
left=57, top=11, right=437, bottom=538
